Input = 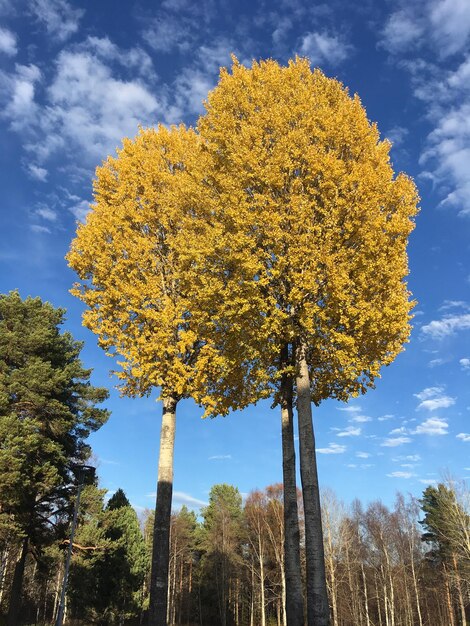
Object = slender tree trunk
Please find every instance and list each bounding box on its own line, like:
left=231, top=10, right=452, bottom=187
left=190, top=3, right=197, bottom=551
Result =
left=281, top=561, right=287, bottom=626
left=361, top=564, right=370, bottom=626
left=452, top=554, right=466, bottom=626
left=0, top=548, right=9, bottom=607
left=52, top=562, right=62, bottom=622
left=443, top=564, right=455, bottom=626
left=149, top=394, right=178, bottom=626
left=295, top=339, right=330, bottom=626
left=280, top=344, right=304, bottom=626
left=410, top=555, right=423, bottom=626
left=259, top=535, right=266, bottom=626
left=7, top=536, right=28, bottom=626
left=375, top=574, right=383, bottom=626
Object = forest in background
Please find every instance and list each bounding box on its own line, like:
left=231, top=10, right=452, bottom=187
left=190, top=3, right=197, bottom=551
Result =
left=1, top=477, right=469, bottom=626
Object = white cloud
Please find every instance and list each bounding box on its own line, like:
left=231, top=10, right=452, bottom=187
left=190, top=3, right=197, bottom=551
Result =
left=29, top=0, right=84, bottom=42
left=381, top=0, right=470, bottom=58
left=390, top=427, right=408, bottom=435
left=429, top=0, right=470, bottom=57
left=439, top=300, right=469, bottom=311
left=351, top=415, right=372, bottom=423
left=68, top=199, right=90, bottom=222
left=414, top=386, right=444, bottom=401
left=45, top=47, right=161, bottom=160
left=381, top=9, right=424, bottom=54
left=208, top=454, right=232, bottom=460
left=414, top=386, right=455, bottom=411
left=387, top=471, right=414, bottom=479
left=336, top=426, right=361, bottom=437
left=405, top=454, right=421, bottom=462
left=147, top=490, right=207, bottom=510
left=418, top=478, right=438, bottom=485
left=172, top=491, right=208, bottom=509
left=30, top=224, right=51, bottom=234
left=0, top=27, right=17, bottom=55
left=378, top=414, right=394, bottom=421
left=380, top=0, right=470, bottom=217
left=381, top=436, right=412, bottom=447
left=28, top=164, right=48, bottom=181
left=338, top=405, right=361, bottom=413
left=460, top=358, right=470, bottom=370
left=457, top=433, right=470, bottom=442
left=317, top=443, right=347, bottom=454
left=35, top=207, right=57, bottom=221
left=356, top=452, right=371, bottom=459
left=428, top=358, right=444, bottom=368
left=385, top=125, right=409, bottom=146
left=414, top=417, right=449, bottom=435
left=417, top=396, right=455, bottom=411
left=299, top=30, right=352, bottom=66
left=3, top=64, right=41, bottom=130
left=143, top=14, right=193, bottom=53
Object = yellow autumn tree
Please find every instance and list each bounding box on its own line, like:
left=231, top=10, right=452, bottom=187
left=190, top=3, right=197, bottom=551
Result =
left=67, top=124, right=269, bottom=626
left=198, top=57, right=419, bottom=626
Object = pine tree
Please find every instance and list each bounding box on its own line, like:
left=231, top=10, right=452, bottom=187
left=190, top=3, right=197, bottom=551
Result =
left=0, top=291, right=109, bottom=626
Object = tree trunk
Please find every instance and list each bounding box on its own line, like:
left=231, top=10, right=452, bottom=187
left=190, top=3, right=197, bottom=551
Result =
left=361, top=564, right=370, bottom=626
left=7, top=536, right=28, bottom=626
left=295, top=339, right=330, bottom=626
left=410, top=553, right=423, bottom=626
left=443, top=563, right=455, bottom=626
left=280, top=344, right=304, bottom=626
left=452, top=554, right=466, bottom=626
left=149, top=394, right=178, bottom=626
left=259, top=535, right=266, bottom=626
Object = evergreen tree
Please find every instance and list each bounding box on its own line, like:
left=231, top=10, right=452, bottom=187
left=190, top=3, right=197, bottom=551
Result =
left=69, top=487, right=148, bottom=625
left=199, top=484, right=245, bottom=626
left=0, top=291, right=109, bottom=626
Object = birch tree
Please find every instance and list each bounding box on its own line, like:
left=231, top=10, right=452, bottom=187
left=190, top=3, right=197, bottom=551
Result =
left=198, top=57, right=418, bottom=626
left=67, top=125, right=266, bottom=626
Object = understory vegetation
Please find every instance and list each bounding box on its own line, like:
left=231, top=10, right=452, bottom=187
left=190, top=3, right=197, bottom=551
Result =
left=1, top=479, right=468, bottom=626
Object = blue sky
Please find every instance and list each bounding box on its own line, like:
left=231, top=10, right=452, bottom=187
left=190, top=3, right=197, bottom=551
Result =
left=1, top=0, right=469, bottom=515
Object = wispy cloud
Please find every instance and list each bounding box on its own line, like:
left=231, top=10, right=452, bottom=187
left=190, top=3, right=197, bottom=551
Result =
left=147, top=490, right=207, bottom=510
left=172, top=491, right=207, bottom=509
left=317, top=443, right=347, bottom=454
left=414, top=386, right=455, bottom=411
left=378, top=414, right=394, bottom=421
left=336, top=426, right=361, bottom=437
left=0, top=27, right=17, bottom=56
left=457, top=433, right=470, bottom=442
left=387, top=471, right=414, bottom=479
left=351, top=415, right=372, bottom=423
left=298, top=30, right=353, bottom=66
left=380, top=0, right=470, bottom=216
left=414, top=417, right=449, bottom=435
left=460, top=358, right=470, bottom=370
left=338, top=405, right=362, bottom=413
left=356, top=452, right=371, bottom=459
left=29, top=0, right=84, bottom=43
left=381, top=436, right=412, bottom=447
left=208, top=454, right=232, bottom=460
left=380, top=0, right=470, bottom=58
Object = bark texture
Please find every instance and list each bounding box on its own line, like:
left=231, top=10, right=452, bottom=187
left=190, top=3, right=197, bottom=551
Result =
left=7, top=536, right=28, bottom=626
left=296, top=340, right=330, bottom=626
left=148, top=395, right=178, bottom=626
left=280, top=345, right=304, bottom=626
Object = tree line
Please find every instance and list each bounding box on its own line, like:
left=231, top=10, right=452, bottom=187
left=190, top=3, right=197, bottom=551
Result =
left=1, top=476, right=468, bottom=625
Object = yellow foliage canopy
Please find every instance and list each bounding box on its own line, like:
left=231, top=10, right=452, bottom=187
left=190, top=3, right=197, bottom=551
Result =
left=67, top=125, right=269, bottom=415
left=198, top=57, right=419, bottom=403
